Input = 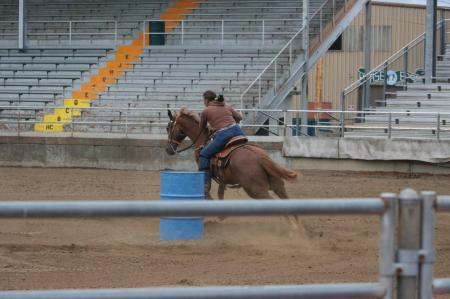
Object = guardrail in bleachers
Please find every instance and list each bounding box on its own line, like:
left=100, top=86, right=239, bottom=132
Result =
left=0, top=20, right=119, bottom=45
left=142, top=18, right=302, bottom=47
left=1, top=106, right=450, bottom=139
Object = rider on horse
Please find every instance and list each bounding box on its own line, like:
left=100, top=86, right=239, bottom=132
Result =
left=199, top=90, right=245, bottom=196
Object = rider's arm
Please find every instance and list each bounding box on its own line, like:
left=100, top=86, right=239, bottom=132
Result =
left=228, top=106, right=243, bottom=123
left=199, top=110, right=208, bottom=130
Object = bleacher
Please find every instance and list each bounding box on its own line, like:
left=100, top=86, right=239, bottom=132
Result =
left=0, top=0, right=169, bottom=47
left=345, top=44, right=450, bottom=139
left=81, top=0, right=343, bottom=133
left=0, top=0, right=347, bottom=134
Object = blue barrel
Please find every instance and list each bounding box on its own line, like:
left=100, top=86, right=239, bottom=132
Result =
left=160, top=171, right=204, bottom=241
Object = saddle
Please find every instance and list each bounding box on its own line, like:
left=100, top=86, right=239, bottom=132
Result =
left=211, top=136, right=248, bottom=175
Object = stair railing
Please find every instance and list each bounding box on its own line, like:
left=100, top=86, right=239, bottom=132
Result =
left=239, top=0, right=344, bottom=109
left=341, top=19, right=447, bottom=113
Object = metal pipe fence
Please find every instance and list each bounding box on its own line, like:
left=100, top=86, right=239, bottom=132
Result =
left=1, top=189, right=449, bottom=298
left=1, top=106, right=450, bottom=139
left=0, top=196, right=394, bottom=299
left=0, top=284, right=386, bottom=299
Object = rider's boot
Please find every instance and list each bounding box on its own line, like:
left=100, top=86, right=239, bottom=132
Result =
left=203, top=170, right=212, bottom=200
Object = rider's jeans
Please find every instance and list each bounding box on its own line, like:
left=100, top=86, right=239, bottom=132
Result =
left=199, top=124, right=245, bottom=171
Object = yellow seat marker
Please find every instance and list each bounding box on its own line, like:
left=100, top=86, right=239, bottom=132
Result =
left=34, top=123, right=65, bottom=132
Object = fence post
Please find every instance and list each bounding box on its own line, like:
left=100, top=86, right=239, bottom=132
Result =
left=17, top=106, right=21, bottom=137
left=181, top=20, right=184, bottom=45
left=420, top=191, right=437, bottom=299
left=71, top=109, right=75, bottom=138
left=274, top=59, right=277, bottom=88
left=289, top=43, right=292, bottom=69
left=69, top=21, right=72, bottom=45
left=397, top=188, right=422, bottom=299
left=114, top=21, right=117, bottom=45
left=440, top=16, right=445, bottom=56
left=403, top=46, right=409, bottom=91
left=125, top=108, right=129, bottom=137
left=383, top=62, right=388, bottom=104
left=332, top=0, right=336, bottom=27
left=142, top=21, right=146, bottom=49
left=340, top=92, right=345, bottom=137
left=437, top=113, right=440, bottom=140
left=258, top=76, right=262, bottom=106
left=221, top=20, right=224, bottom=45
left=262, top=19, right=265, bottom=45
left=388, top=112, right=392, bottom=139
left=379, top=192, right=397, bottom=299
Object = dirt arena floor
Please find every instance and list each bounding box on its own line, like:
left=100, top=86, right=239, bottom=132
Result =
left=0, top=167, right=450, bottom=295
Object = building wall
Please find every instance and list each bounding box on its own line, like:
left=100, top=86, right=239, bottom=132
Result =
left=307, top=3, right=448, bottom=110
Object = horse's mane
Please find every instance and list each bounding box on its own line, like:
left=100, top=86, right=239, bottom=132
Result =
left=179, top=107, right=200, bottom=123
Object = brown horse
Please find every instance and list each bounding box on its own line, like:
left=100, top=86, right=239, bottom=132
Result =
left=165, top=108, right=298, bottom=200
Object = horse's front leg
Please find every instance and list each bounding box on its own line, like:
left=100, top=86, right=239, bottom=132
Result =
left=218, top=183, right=225, bottom=200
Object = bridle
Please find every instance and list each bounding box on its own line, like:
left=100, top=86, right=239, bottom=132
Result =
left=167, top=116, right=205, bottom=154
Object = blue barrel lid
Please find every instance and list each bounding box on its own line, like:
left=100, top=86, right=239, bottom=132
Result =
left=160, top=171, right=205, bottom=200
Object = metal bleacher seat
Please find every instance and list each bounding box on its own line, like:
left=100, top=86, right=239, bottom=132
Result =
left=1, top=0, right=342, bottom=134
left=345, top=45, right=450, bottom=139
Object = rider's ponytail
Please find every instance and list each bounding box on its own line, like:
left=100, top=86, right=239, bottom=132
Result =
left=216, top=94, right=224, bottom=102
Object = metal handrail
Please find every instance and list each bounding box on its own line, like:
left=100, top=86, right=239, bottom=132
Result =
left=141, top=18, right=302, bottom=47
left=2, top=105, right=450, bottom=115
left=240, top=0, right=340, bottom=109
left=343, top=19, right=448, bottom=96
left=239, top=26, right=306, bottom=108
left=143, top=18, right=302, bottom=22
left=2, top=106, right=450, bottom=139
left=0, top=20, right=119, bottom=45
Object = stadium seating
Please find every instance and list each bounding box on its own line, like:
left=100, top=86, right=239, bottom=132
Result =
left=345, top=44, right=450, bottom=139
left=0, top=0, right=169, bottom=47
left=0, top=0, right=345, bottom=134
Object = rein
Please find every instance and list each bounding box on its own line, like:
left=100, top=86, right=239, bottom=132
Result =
left=168, top=117, right=207, bottom=154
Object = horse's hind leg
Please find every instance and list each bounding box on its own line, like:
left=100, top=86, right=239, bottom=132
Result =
left=270, top=176, right=289, bottom=199
left=217, top=183, right=226, bottom=221
left=243, top=185, right=271, bottom=199
left=270, top=176, right=301, bottom=230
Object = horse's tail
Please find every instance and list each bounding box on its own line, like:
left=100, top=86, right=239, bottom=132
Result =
left=258, top=155, right=298, bottom=182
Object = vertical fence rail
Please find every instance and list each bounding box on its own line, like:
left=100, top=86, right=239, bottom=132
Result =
left=397, top=189, right=422, bottom=299
left=420, top=191, right=437, bottom=299
left=379, top=193, right=397, bottom=299
left=262, top=20, right=265, bottom=45
left=69, top=21, right=72, bottom=45
left=114, top=21, right=117, bottom=45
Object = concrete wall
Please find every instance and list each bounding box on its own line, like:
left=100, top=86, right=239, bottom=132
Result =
left=0, top=135, right=286, bottom=171
left=1, top=135, right=450, bottom=175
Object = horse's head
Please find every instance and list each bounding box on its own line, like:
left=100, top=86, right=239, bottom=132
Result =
left=166, top=110, right=188, bottom=155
